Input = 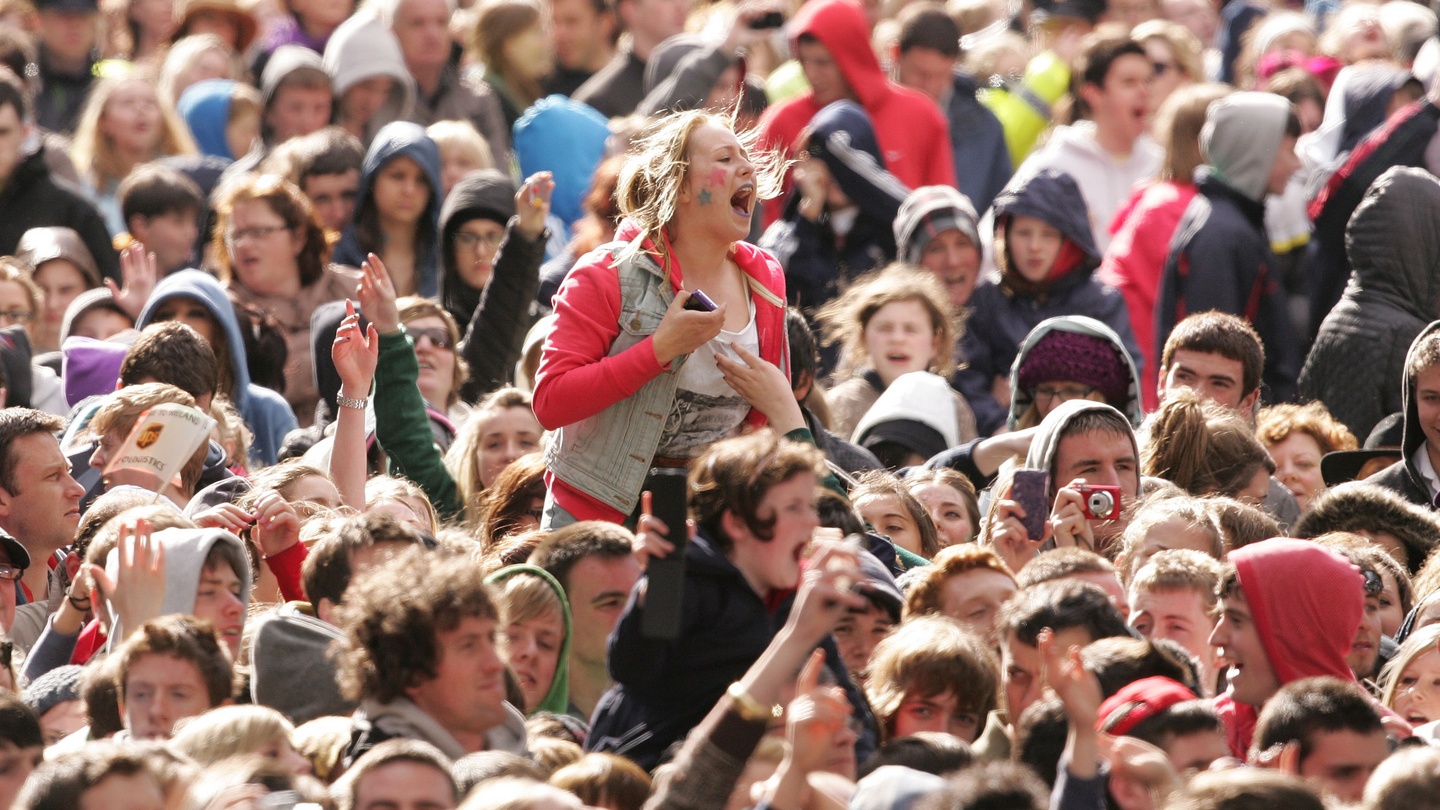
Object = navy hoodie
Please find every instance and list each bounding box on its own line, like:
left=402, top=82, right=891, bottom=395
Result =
left=333, top=121, right=444, bottom=298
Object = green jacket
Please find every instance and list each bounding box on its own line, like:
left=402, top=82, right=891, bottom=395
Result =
left=484, top=564, right=574, bottom=716
left=373, top=328, right=462, bottom=521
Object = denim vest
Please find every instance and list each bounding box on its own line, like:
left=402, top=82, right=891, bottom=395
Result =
left=544, top=241, right=690, bottom=516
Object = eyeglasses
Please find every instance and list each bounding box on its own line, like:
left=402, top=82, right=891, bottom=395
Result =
left=1033, top=384, right=1097, bottom=404
left=1152, top=61, right=1174, bottom=76
left=454, top=231, right=505, bottom=252
left=0, top=310, right=32, bottom=325
left=407, top=325, right=455, bottom=350
left=225, top=224, right=289, bottom=246
left=0, top=563, right=24, bottom=582
left=1362, top=568, right=1384, bottom=598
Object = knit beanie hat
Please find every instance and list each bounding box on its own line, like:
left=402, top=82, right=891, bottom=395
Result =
left=22, top=664, right=83, bottom=719
left=1016, top=329, right=1128, bottom=405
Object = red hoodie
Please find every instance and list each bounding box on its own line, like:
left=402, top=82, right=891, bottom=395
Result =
left=1213, top=538, right=1364, bottom=757
left=758, top=0, right=954, bottom=228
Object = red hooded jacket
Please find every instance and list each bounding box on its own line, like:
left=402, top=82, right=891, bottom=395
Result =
left=1213, top=538, right=1364, bottom=757
left=758, top=0, right=954, bottom=227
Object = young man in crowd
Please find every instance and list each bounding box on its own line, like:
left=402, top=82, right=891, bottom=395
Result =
left=1208, top=538, right=1365, bottom=757
left=115, top=166, right=205, bottom=276
left=1128, top=549, right=1223, bottom=695
left=112, top=615, right=235, bottom=741
left=531, top=520, right=641, bottom=717
left=86, top=384, right=211, bottom=507
left=1096, top=676, right=1230, bottom=777
left=0, top=694, right=42, bottom=808
left=545, top=0, right=618, bottom=97
left=1371, top=325, right=1440, bottom=508
left=1157, top=93, right=1303, bottom=403
left=1011, top=30, right=1161, bottom=253
left=1251, top=677, right=1390, bottom=805
left=891, top=3, right=1011, bottom=215
left=572, top=0, right=688, bottom=117
left=338, top=546, right=526, bottom=765
left=264, top=126, right=364, bottom=233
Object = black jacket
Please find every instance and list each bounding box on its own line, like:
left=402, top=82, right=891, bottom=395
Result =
left=1157, top=168, right=1299, bottom=402
left=438, top=170, right=547, bottom=403
left=1369, top=320, right=1440, bottom=509
left=0, top=149, right=119, bottom=283
left=1301, top=167, right=1440, bottom=441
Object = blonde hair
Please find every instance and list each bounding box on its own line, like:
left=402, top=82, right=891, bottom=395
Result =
left=816, top=264, right=961, bottom=377
left=72, top=72, right=197, bottom=190
left=210, top=395, right=252, bottom=472
left=1380, top=622, right=1440, bottom=710
left=1127, top=548, right=1222, bottom=615
left=365, top=475, right=440, bottom=534
left=169, top=704, right=296, bottom=766
left=159, top=34, right=242, bottom=107
left=427, top=119, right=495, bottom=173
left=445, top=387, right=535, bottom=508
left=0, top=257, right=41, bottom=319
left=492, top=569, right=562, bottom=628
left=398, top=296, right=470, bottom=408
left=615, top=109, right=786, bottom=262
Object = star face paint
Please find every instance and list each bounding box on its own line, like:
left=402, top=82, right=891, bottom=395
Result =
left=680, top=122, right=758, bottom=242
left=698, top=188, right=713, bottom=205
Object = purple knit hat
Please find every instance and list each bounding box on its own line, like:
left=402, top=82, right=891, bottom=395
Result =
left=1017, top=330, right=1128, bottom=405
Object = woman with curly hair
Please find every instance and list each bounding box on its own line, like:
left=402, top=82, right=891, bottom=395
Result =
left=1257, top=401, right=1357, bottom=514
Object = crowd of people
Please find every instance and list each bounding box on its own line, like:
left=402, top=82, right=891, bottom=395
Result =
left=0, top=0, right=1437, bottom=805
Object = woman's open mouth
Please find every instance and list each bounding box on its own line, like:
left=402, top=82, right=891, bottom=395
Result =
left=731, top=184, right=755, bottom=218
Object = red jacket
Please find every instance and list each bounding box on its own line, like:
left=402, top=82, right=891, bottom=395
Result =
left=534, top=221, right=789, bottom=522
left=758, top=0, right=954, bottom=228
left=1097, top=180, right=1197, bottom=410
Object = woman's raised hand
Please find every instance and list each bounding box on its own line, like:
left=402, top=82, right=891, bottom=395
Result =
left=652, top=290, right=725, bottom=366
left=333, top=300, right=379, bottom=396
left=357, top=254, right=401, bottom=334
left=516, top=171, right=555, bottom=241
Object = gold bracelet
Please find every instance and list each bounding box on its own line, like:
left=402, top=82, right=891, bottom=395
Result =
left=727, top=682, right=780, bottom=723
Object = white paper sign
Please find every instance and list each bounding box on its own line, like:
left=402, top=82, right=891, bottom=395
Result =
left=104, top=403, right=215, bottom=490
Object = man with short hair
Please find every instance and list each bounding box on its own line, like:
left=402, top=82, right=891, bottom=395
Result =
left=87, top=383, right=211, bottom=505
left=33, top=0, right=98, bottom=135
left=1011, top=30, right=1161, bottom=253
left=117, top=165, right=205, bottom=275
left=988, top=579, right=1129, bottom=755
left=15, top=741, right=166, bottom=809
left=1128, top=549, right=1222, bottom=693
left=1014, top=548, right=1130, bottom=618
left=1157, top=93, right=1303, bottom=403
left=759, top=0, right=954, bottom=227
left=379, top=0, right=509, bottom=162
left=0, top=68, right=118, bottom=282
left=531, top=521, right=641, bottom=717
left=546, top=0, right=618, bottom=97
left=1208, top=538, right=1365, bottom=757
left=1157, top=311, right=1266, bottom=415
left=0, top=408, right=84, bottom=603
left=112, top=615, right=235, bottom=740
left=223, top=46, right=334, bottom=181
left=1251, top=676, right=1389, bottom=804
left=264, top=126, right=364, bottom=232
left=338, top=546, right=526, bottom=766
left=1096, top=677, right=1229, bottom=776
left=892, top=3, right=1011, bottom=214
left=572, top=0, right=689, bottom=117
left=337, top=739, right=459, bottom=810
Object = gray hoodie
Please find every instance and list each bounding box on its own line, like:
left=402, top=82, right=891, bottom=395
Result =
left=322, top=11, right=415, bottom=146
left=1023, top=399, right=1140, bottom=503
left=1201, top=92, right=1291, bottom=203
left=104, top=528, right=252, bottom=649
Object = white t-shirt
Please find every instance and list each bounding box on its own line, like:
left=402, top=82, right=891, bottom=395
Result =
left=655, top=295, right=759, bottom=458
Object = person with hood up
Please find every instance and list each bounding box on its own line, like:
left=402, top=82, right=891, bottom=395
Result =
left=136, top=270, right=299, bottom=465
left=757, top=0, right=953, bottom=229
left=438, top=169, right=552, bottom=401
left=1301, top=167, right=1440, bottom=442
left=893, top=185, right=983, bottom=314
left=223, top=45, right=334, bottom=181
left=511, top=95, right=609, bottom=243
left=759, top=100, right=910, bottom=316
left=484, top=564, right=573, bottom=717
left=956, top=169, right=1142, bottom=437
left=1293, top=481, right=1440, bottom=578
left=634, top=17, right=771, bottom=121
left=852, top=371, right=961, bottom=472
left=16, top=226, right=102, bottom=355
left=177, top=79, right=263, bottom=163
left=1006, top=315, right=1143, bottom=433
left=1298, top=64, right=1422, bottom=337
left=322, top=11, right=415, bottom=148
left=1369, top=324, right=1440, bottom=510
left=333, top=121, right=444, bottom=298
left=982, top=399, right=1141, bottom=572
left=1208, top=537, right=1367, bottom=757
left=1156, top=92, right=1303, bottom=404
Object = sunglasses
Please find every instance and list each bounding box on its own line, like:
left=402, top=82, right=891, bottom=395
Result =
left=407, top=326, right=455, bottom=350
left=1362, top=568, right=1383, bottom=598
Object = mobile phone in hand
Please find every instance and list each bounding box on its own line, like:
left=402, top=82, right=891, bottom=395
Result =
left=641, top=469, right=689, bottom=641
left=683, top=289, right=717, bottom=312
left=1010, top=469, right=1050, bottom=541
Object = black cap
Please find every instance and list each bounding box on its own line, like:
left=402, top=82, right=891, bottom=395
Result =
left=0, top=528, right=30, bottom=570
left=1321, top=413, right=1405, bottom=486
left=34, top=0, right=98, bottom=13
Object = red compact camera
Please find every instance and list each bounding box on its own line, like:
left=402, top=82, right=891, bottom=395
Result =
left=1076, top=484, right=1122, bottom=520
